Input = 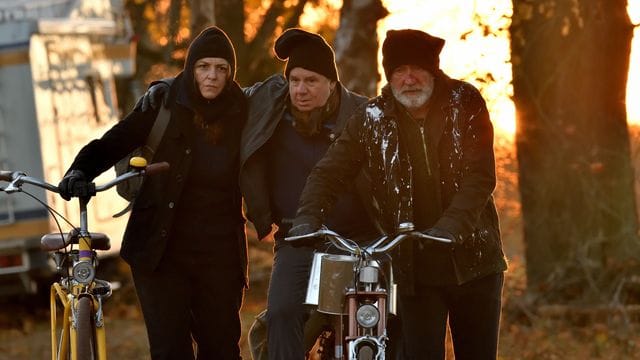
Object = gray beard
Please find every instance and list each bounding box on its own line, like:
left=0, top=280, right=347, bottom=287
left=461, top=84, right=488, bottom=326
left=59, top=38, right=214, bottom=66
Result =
left=392, top=82, right=434, bottom=110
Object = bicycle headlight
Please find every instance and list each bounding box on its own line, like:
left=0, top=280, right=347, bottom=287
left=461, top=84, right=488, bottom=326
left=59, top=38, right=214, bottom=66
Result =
left=356, top=304, right=380, bottom=328
left=72, top=261, right=95, bottom=285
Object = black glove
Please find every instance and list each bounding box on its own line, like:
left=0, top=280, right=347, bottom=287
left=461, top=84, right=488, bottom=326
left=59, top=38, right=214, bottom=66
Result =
left=134, top=81, right=170, bottom=112
left=424, top=227, right=457, bottom=244
left=287, top=223, right=321, bottom=248
left=58, top=170, right=89, bottom=201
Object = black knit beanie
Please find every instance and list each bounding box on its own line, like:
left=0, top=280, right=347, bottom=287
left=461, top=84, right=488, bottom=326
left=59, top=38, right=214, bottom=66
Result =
left=274, top=28, right=338, bottom=81
left=184, top=26, right=236, bottom=81
left=382, top=29, right=445, bottom=80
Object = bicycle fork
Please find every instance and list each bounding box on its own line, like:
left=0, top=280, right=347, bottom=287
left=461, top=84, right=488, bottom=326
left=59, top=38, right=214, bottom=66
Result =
left=50, top=283, right=107, bottom=360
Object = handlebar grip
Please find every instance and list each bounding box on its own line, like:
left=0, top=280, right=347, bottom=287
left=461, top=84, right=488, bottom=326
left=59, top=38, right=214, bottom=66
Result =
left=145, top=162, right=170, bottom=176
left=0, top=171, right=13, bottom=181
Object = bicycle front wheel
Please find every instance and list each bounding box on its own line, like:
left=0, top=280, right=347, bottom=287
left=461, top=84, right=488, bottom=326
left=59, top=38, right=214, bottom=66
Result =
left=356, top=344, right=375, bottom=360
left=75, top=297, right=96, bottom=360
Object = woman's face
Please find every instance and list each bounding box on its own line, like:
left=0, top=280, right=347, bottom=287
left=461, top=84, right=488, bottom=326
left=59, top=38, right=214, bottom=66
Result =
left=194, top=57, right=230, bottom=100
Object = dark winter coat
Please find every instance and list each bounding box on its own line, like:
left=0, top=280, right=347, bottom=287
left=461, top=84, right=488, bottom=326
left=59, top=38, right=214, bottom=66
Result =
left=239, top=74, right=375, bottom=239
left=295, top=73, right=508, bottom=287
left=65, top=73, right=249, bottom=284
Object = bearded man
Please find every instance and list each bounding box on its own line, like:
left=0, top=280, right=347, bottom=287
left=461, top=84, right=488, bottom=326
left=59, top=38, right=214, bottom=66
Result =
left=290, top=29, right=508, bottom=359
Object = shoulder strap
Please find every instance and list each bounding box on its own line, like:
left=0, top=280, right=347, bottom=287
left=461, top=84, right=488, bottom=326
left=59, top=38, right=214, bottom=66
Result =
left=141, top=105, right=171, bottom=160
left=112, top=101, right=171, bottom=218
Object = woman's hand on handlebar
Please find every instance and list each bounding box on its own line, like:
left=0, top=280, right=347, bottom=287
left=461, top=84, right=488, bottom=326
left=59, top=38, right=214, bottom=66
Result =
left=58, top=170, right=90, bottom=201
left=57, top=160, right=171, bottom=200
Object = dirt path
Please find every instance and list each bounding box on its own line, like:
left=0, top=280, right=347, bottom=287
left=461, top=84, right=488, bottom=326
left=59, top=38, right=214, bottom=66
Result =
left=0, top=251, right=270, bottom=360
left=2, top=249, right=638, bottom=359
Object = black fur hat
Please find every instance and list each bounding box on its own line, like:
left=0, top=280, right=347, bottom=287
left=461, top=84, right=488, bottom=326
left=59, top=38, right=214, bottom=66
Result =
left=274, top=28, right=338, bottom=81
left=185, top=26, right=236, bottom=80
left=382, top=29, right=445, bottom=79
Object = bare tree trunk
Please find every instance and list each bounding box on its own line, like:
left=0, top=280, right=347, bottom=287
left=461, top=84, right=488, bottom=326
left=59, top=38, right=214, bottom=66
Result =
left=166, top=0, right=183, bottom=62
left=511, top=0, right=640, bottom=305
left=214, top=0, right=244, bottom=46
left=191, top=0, right=215, bottom=36
left=334, top=0, right=388, bottom=97
left=213, top=0, right=245, bottom=79
left=124, top=0, right=163, bottom=99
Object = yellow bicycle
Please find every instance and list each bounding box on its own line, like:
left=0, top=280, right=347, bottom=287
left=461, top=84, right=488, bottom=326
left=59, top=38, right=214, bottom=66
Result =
left=1, top=157, right=168, bottom=360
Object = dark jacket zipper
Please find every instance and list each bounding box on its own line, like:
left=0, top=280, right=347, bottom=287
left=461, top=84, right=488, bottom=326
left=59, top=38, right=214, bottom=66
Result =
left=420, top=125, right=432, bottom=176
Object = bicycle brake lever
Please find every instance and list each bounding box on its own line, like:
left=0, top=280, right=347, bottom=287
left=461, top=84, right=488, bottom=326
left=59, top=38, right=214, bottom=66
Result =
left=284, top=231, right=321, bottom=242
left=414, top=232, right=453, bottom=244
left=3, top=177, right=25, bottom=193
left=3, top=184, right=21, bottom=193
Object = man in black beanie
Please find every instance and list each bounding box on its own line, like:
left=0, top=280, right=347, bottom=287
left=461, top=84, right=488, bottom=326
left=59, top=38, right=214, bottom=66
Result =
left=241, top=28, right=379, bottom=360
left=137, top=28, right=379, bottom=359
left=291, top=28, right=508, bottom=359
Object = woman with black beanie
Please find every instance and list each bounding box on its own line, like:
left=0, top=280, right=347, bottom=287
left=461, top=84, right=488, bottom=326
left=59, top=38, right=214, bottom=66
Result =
left=58, top=27, right=248, bottom=359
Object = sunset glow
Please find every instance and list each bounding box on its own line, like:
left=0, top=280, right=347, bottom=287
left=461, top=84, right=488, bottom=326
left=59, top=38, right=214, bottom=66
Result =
left=379, top=0, right=640, bottom=140
left=299, top=0, right=341, bottom=30
left=628, top=1, right=640, bottom=126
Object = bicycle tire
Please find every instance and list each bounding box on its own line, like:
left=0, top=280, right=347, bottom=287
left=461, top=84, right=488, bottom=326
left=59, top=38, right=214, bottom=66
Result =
left=75, top=297, right=95, bottom=360
left=356, top=345, right=374, bottom=360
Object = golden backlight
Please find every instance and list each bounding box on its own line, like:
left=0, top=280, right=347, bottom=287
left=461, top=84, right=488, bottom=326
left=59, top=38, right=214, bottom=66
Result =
left=378, top=0, right=640, bottom=140
left=629, top=0, right=640, bottom=125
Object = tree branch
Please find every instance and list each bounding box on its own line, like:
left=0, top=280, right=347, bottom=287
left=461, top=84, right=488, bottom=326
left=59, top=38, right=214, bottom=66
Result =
left=249, top=0, right=285, bottom=53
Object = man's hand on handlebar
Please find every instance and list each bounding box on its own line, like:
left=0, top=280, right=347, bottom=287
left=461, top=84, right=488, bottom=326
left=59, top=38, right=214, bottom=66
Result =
left=423, top=227, right=457, bottom=244
left=58, top=170, right=92, bottom=201
left=287, top=223, right=321, bottom=248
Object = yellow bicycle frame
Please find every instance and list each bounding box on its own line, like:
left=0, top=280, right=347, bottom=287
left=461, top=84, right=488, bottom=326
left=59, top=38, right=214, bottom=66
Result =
left=49, top=235, right=107, bottom=360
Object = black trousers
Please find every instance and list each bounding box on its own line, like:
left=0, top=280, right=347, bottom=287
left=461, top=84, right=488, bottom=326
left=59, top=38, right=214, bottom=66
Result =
left=132, top=248, right=244, bottom=360
left=396, top=272, right=504, bottom=360
left=266, top=241, right=315, bottom=360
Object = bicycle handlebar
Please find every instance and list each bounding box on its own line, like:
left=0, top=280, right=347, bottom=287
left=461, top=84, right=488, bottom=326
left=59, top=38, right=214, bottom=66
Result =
left=93, top=161, right=170, bottom=192
left=0, top=172, right=59, bottom=193
left=0, top=161, right=170, bottom=194
left=144, top=162, right=171, bottom=176
left=285, top=227, right=452, bottom=256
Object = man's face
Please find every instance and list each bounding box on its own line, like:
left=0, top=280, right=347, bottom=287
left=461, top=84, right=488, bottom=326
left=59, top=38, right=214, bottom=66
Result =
left=288, top=67, right=336, bottom=112
left=389, top=65, right=435, bottom=110
left=194, top=57, right=230, bottom=100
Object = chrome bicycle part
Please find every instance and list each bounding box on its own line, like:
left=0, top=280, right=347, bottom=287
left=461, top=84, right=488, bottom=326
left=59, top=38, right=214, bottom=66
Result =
left=356, top=304, right=380, bottom=328
left=72, top=260, right=96, bottom=285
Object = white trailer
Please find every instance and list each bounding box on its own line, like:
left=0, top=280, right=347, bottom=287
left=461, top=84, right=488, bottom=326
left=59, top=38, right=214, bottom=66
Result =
left=0, top=0, right=136, bottom=295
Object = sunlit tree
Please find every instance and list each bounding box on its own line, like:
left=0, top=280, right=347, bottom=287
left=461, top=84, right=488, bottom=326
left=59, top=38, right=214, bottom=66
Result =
left=334, top=0, right=388, bottom=97
left=511, top=0, right=640, bottom=305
